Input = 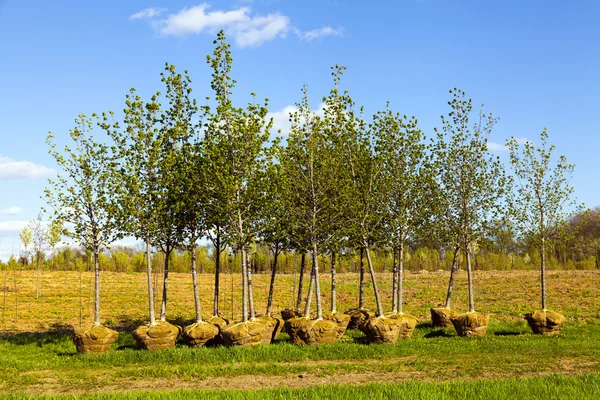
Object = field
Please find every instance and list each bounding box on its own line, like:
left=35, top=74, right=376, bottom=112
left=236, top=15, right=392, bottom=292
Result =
left=1, top=269, right=599, bottom=398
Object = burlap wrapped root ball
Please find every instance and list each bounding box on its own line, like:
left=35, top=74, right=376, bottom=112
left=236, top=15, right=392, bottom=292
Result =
left=450, top=312, right=489, bottom=337
left=296, top=318, right=339, bottom=345
left=386, top=313, right=418, bottom=339
left=360, top=316, right=401, bottom=344
left=133, top=321, right=182, bottom=350
left=344, top=308, right=375, bottom=330
left=525, top=310, right=566, bottom=336
left=280, top=309, right=302, bottom=321
left=204, top=315, right=229, bottom=346
left=222, top=320, right=266, bottom=347
left=285, top=317, right=311, bottom=344
left=255, top=315, right=284, bottom=343
left=324, top=312, right=351, bottom=339
left=73, top=325, right=119, bottom=354
left=183, top=321, right=219, bottom=348
left=430, top=307, right=456, bottom=328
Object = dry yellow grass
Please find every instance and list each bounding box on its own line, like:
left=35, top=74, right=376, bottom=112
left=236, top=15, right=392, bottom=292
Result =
left=1, top=269, right=599, bottom=331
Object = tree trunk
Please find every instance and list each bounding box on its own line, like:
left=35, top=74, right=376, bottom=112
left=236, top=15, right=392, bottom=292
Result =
left=266, top=243, right=279, bottom=316
left=466, top=247, right=475, bottom=313
left=358, top=247, right=365, bottom=309
left=191, top=242, right=202, bottom=323
left=397, top=242, right=404, bottom=314
left=312, top=239, right=323, bottom=320
left=246, top=250, right=256, bottom=320
left=364, top=245, right=384, bottom=318
left=444, top=246, right=460, bottom=309
left=331, top=252, right=337, bottom=314
left=213, top=231, right=221, bottom=316
left=36, top=253, right=40, bottom=300
left=160, top=248, right=171, bottom=321
left=392, top=247, right=398, bottom=313
left=304, top=259, right=316, bottom=318
left=93, top=249, right=100, bottom=326
left=541, top=239, right=547, bottom=310
left=146, top=238, right=156, bottom=325
left=295, top=252, right=306, bottom=313
left=241, top=248, right=248, bottom=322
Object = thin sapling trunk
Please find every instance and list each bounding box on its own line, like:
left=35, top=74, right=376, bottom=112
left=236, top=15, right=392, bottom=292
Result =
left=312, top=240, right=323, bottom=320
left=303, top=259, right=316, bottom=318
left=241, top=248, right=248, bottom=322
left=160, top=248, right=172, bottom=321
left=358, top=247, right=365, bottom=309
left=191, top=243, right=202, bottom=323
left=541, top=238, right=547, bottom=310
left=397, top=242, right=404, bottom=314
left=392, top=248, right=398, bottom=313
left=294, top=252, right=306, bottom=313
left=331, top=252, right=337, bottom=314
left=266, top=243, right=279, bottom=316
left=93, top=250, right=100, bottom=326
left=444, top=246, right=460, bottom=309
left=246, top=250, right=256, bottom=319
left=213, top=230, right=221, bottom=316
left=466, top=247, right=475, bottom=313
left=364, top=245, right=384, bottom=318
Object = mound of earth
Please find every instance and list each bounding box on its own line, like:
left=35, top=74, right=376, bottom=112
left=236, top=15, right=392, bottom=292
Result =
left=451, top=312, right=489, bottom=337
left=525, top=309, right=566, bottom=336
left=430, top=307, right=456, bottom=328
left=73, top=325, right=119, bottom=354
left=360, top=316, right=400, bottom=344
left=344, top=308, right=375, bottom=330
left=133, top=321, right=182, bottom=350
left=323, top=312, right=351, bottom=339
left=183, top=321, right=219, bottom=348
left=222, top=320, right=266, bottom=347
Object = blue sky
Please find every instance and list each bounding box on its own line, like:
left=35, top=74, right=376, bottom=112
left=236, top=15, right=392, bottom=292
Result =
left=1, top=0, right=598, bottom=260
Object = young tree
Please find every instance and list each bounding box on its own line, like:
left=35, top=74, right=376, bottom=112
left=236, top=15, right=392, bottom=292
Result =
left=28, top=212, right=48, bottom=299
left=507, top=130, right=580, bottom=335
left=205, top=31, right=275, bottom=346
left=159, top=64, right=218, bottom=347
left=280, top=83, right=341, bottom=344
left=46, top=114, right=121, bottom=353
left=105, top=88, right=181, bottom=350
left=47, top=219, right=63, bottom=271
left=374, top=106, right=432, bottom=338
left=431, top=89, right=507, bottom=336
left=19, top=226, right=32, bottom=266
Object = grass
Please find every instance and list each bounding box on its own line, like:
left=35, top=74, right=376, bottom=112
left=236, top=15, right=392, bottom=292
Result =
left=0, top=270, right=599, bottom=397
left=1, top=269, right=599, bottom=331
left=1, top=374, right=600, bottom=399
left=0, top=321, right=599, bottom=395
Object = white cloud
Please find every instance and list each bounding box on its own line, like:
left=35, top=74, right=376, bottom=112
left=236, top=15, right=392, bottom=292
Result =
left=268, top=102, right=327, bottom=136
left=131, top=3, right=343, bottom=47
left=0, top=220, right=28, bottom=235
left=487, top=137, right=530, bottom=152
left=0, top=156, right=54, bottom=180
left=0, top=207, right=22, bottom=215
left=296, top=26, right=344, bottom=41
left=129, top=7, right=167, bottom=21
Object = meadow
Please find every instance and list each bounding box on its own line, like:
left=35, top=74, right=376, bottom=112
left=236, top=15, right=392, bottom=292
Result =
left=0, top=270, right=599, bottom=398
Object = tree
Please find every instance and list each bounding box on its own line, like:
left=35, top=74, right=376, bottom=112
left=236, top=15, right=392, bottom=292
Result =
left=28, top=212, right=48, bottom=299
left=19, top=226, right=32, bottom=266
left=507, top=130, right=581, bottom=334
left=280, top=81, right=341, bottom=344
left=105, top=90, right=162, bottom=327
left=205, top=31, right=275, bottom=346
left=47, top=219, right=63, bottom=271
left=104, top=86, right=181, bottom=350
left=431, top=89, right=506, bottom=335
left=374, top=105, right=431, bottom=324
left=46, top=114, right=121, bottom=352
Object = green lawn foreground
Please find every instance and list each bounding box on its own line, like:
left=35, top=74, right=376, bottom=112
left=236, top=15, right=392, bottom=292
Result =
left=0, top=321, right=599, bottom=398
